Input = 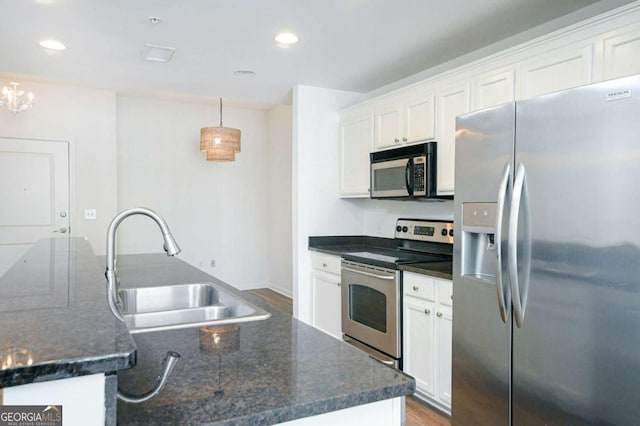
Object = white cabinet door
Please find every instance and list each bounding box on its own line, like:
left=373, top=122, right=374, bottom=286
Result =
left=404, top=92, right=435, bottom=144
left=374, top=102, right=402, bottom=150
left=517, top=44, right=594, bottom=100
left=603, top=28, right=640, bottom=80
left=404, top=296, right=436, bottom=398
left=435, top=306, right=453, bottom=408
left=311, top=269, right=342, bottom=339
left=436, top=83, right=471, bottom=195
left=473, top=69, right=515, bottom=110
left=339, top=113, right=373, bottom=197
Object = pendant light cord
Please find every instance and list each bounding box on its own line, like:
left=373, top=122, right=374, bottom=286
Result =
left=219, top=97, right=223, bottom=127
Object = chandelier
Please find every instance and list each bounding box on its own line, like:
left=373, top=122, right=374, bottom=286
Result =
left=0, top=82, right=34, bottom=114
left=200, top=98, right=241, bottom=162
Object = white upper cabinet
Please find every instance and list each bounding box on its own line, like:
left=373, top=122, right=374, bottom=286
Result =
left=374, top=101, right=402, bottom=150
left=473, top=69, right=515, bottom=111
left=436, top=82, right=470, bottom=196
left=603, top=27, right=640, bottom=80
left=403, top=90, right=436, bottom=144
left=517, top=44, right=594, bottom=100
left=339, top=110, right=373, bottom=198
left=373, top=86, right=435, bottom=150
left=337, top=8, right=640, bottom=197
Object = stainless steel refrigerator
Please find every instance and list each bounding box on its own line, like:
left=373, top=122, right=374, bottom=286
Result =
left=452, top=74, right=640, bottom=425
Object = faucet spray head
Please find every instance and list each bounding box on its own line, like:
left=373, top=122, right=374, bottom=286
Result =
left=163, top=233, right=181, bottom=256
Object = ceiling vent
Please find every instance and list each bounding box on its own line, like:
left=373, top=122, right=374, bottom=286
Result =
left=142, top=43, right=176, bottom=63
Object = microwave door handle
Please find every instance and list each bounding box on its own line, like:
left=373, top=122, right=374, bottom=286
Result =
left=405, top=158, right=414, bottom=196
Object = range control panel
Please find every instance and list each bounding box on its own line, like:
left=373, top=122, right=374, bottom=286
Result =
left=394, top=219, right=454, bottom=244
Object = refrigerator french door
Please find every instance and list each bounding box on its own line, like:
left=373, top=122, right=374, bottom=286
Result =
left=453, top=74, right=640, bottom=425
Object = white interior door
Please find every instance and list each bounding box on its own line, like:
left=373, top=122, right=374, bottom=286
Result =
left=0, top=138, right=70, bottom=277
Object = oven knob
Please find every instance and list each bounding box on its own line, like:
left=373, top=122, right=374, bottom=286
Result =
left=402, top=226, right=408, bottom=233
left=441, top=229, right=448, bottom=236
left=449, top=229, right=454, bottom=237
left=396, top=225, right=402, bottom=232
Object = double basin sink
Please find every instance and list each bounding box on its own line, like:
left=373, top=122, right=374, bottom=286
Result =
left=119, top=282, right=271, bottom=333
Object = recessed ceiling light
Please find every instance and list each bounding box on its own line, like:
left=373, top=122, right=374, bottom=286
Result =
left=39, top=39, right=66, bottom=51
left=234, top=70, right=256, bottom=77
left=148, top=17, right=162, bottom=25
left=142, top=43, right=176, bottom=63
left=274, top=32, right=298, bottom=45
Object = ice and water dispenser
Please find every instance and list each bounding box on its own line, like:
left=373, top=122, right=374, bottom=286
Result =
left=460, top=202, right=499, bottom=282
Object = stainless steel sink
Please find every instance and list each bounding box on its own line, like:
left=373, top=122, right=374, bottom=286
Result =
left=118, top=283, right=271, bottom=333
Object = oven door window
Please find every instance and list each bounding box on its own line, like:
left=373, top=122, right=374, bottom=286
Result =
left=349, top=284, right=387, bottom=333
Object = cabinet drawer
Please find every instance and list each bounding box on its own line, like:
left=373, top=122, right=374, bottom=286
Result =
left=403, top=272, right=435, bottom=302
left=436, top=279, right=453, bottom=307
left=310, top=252, right=341, bottom=275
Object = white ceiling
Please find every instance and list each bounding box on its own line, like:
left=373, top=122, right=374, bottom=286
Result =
left=0, top=0, right=634, bottom=106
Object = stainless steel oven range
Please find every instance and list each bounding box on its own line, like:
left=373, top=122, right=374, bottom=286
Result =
left=341, top=219, right=453, bottom=368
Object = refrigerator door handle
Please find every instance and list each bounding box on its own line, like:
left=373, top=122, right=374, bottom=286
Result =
left=508, top=163, right=531, bottom=328
left=495, top=163, right=511, bottom=324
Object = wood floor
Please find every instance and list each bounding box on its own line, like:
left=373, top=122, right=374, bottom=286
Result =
left=245, top=288, right=451, bottom=426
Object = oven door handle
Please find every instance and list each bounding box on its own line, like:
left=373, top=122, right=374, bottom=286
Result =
left=342, top=267, right=396, bottom=280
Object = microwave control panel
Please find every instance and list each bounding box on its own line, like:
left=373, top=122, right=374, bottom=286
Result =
left=413, top=156, right=426, bottom=194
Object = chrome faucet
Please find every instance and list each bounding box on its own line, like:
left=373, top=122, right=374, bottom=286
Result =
left=105, top=207, right=181, bottom=321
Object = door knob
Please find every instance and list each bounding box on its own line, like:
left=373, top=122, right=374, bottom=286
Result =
left=437, top=312, right=443, bottom=318
left=59, top=211, right=67, bottom=218
left=54, top=227, right=68, bottom=233
left=424, top=309, right=431, bottom=315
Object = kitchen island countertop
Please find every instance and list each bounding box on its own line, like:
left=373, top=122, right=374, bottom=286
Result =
left=0, top=238, right=135, bottom=388
left=114, top=254, right=415, bottom=425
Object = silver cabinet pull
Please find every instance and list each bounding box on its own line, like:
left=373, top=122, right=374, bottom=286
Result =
left=412, top=285, right=419, bottom=291
left=394, top=138, right=400, bottom=143
left=59, top=211, right=67, bottom=218
left=402, top=137, right=407, bottom=141
left=436, top=312, right=443, bottom=318
left=322, top=262, right=327, bottom=267
left=424, top=309, right=431, bottom=315
left=53, top=227, right=68, bottom=233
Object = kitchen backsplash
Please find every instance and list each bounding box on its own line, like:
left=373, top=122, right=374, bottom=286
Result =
left=360, top=199, right=454, bottom=238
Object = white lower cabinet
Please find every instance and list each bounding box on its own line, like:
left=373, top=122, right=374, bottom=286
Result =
left=309, top=252, right=342, bottom=339
left=403, top=272, right=452, bottom=413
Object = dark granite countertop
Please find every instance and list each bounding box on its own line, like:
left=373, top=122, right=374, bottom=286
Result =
left=308, top=235, right=452, bottom=280
left=114, top=254, right=415, bottom=425
left=0, top=238, right=135, bottom=387
left=308, top=236, right=398, bottom=257
left=399, top=262, right=452, bottom=280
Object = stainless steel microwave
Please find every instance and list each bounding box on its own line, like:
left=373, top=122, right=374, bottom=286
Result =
left=370, top=141, right=437, bottom=199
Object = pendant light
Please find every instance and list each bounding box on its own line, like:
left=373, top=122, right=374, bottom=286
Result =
left=201, top=98, right=241, bottom=161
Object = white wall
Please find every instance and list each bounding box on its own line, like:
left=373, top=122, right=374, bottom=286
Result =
left=267, top=105, right=293, bottom=297
left=116, top=96, right=272, bottom=290
left=292, top=85, right=365, bottom=320
left=0, top=78, right=117, bottom=254
left=360, top=199, right=454, bottom=238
